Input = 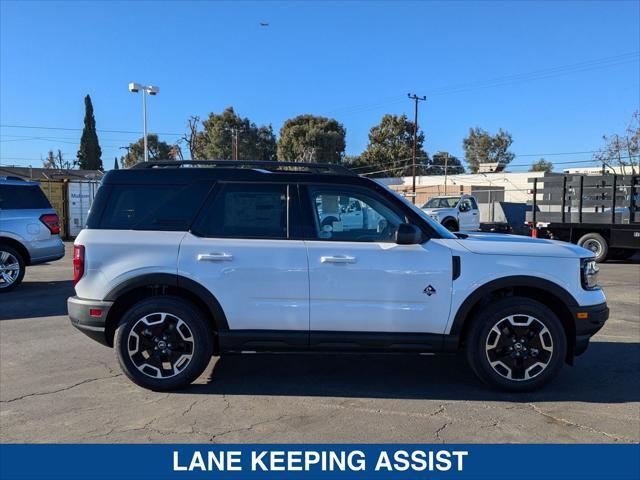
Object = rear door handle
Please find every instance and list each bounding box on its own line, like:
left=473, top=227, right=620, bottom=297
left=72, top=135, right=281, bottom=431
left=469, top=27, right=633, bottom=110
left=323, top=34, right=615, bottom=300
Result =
left=321, top=255, right=356, bottom=264
left=197, top=253, right=234, bottom=262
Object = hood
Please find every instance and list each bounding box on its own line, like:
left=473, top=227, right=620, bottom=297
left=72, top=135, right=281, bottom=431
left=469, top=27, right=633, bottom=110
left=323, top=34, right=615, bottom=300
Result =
left=454, top=232, right=593, bottom=258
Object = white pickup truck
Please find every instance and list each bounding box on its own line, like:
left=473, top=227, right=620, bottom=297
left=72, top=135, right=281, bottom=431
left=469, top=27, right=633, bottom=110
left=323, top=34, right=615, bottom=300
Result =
left=421, top=195, right=480, bottom=231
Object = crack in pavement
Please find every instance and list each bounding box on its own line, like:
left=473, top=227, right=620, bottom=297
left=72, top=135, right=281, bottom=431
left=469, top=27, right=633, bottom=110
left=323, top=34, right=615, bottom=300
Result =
left=526, top=403, right=632, bottom=442
left=208, top=415, right=290, bottom=442
left=434, top=422, right=450, bottom=443
left=0, top=374, right=123, bottom=403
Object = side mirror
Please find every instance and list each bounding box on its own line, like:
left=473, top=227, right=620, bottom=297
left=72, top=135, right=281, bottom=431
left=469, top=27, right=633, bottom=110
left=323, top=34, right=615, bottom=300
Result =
left=395, top=223, right=422, bottom=245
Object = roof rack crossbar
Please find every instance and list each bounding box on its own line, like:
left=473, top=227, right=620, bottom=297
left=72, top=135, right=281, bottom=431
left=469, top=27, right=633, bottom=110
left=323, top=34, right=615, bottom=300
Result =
left=130, top=160, right=355, bottom=175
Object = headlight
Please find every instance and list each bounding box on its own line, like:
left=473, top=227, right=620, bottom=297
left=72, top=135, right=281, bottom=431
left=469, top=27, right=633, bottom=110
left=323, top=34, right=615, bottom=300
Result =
left=581, top=258, right=600, bottom=290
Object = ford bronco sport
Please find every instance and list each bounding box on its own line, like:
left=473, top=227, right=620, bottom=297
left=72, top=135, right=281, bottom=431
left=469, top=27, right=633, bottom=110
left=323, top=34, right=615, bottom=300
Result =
left=68, top=160, right=608, bottom=392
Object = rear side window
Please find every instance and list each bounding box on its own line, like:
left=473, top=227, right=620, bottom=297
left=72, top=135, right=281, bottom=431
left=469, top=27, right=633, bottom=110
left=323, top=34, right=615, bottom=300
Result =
left=194, top=183, right=288, bottom=238
left=97, top=183, right=211, bottom=230
left=0, top=185, right=51, bottom=210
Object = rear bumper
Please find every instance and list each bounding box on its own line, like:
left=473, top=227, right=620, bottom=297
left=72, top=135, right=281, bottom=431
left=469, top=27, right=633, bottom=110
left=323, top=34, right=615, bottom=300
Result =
left=571, top=302, right=609, bottom=356
left=29, top=238, right=65, bottom=265
left=68, top=296, right=113, bottom=346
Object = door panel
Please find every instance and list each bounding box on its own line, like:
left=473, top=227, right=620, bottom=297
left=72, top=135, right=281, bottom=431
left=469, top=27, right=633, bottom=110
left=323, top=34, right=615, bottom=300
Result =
left=178, top=234, right=309, bottom=331
left=306, top=239, right=453, bottom=334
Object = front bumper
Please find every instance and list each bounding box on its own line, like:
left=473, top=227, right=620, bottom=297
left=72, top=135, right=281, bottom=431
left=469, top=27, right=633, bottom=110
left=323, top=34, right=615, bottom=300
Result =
left=68, top=296, right=113, bottom=346
left=571, top=302, right=609, bottom=356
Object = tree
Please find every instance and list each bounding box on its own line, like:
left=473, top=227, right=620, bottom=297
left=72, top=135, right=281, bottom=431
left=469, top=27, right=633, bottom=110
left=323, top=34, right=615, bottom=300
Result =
left=277, top=114, right=346, bottom=163
left=358, top=114, right=426, bottom=177
left=43, top=149, right=74, bottom=169
left=200, top=107, right=277, bottom=161
left=77, top=94, right=102, bottom=170
left=180, top=116, right=207, bottom=160
left=113, top=157, right=120, bottom=170
left=462, top=127, right=515, bottom=173
left=429, top=151, right=465, bottom=175
left=120, top=134, right=178, bottom=168
left=529, top=158, right=553, bottom=172
left=593, top=111, right=639, bottom=174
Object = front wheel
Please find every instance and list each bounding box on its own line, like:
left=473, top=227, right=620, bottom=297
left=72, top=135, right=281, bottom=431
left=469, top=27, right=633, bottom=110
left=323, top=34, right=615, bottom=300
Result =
left=465, top=297, right=566, bottom=392
left=0, top=245, right=25, bottom=293
left=114, top=296, right=213, bottom=391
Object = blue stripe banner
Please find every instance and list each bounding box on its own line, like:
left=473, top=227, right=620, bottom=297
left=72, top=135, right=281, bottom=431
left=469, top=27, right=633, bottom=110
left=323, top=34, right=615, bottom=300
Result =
left=1, top=444, right=638, bottom=480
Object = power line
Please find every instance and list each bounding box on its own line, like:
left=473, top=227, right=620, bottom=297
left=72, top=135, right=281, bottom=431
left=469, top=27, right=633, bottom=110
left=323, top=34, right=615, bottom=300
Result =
left=323, top=51, right=639, bottom=117
left=0, top=124, right=183, bottom=137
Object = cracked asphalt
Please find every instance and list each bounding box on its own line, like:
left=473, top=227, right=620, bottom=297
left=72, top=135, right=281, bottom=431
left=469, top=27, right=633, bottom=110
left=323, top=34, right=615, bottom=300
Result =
left=1, top=243, right=639, bottom=443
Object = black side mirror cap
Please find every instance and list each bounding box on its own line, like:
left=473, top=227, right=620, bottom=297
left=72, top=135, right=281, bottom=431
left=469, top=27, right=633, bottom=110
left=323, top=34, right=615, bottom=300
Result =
left=395, top=223, right=422, bottom=245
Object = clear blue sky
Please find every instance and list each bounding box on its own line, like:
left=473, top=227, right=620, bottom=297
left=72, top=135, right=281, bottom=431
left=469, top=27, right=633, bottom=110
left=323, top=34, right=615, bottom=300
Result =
left=1, top=0, right=639, bottom=171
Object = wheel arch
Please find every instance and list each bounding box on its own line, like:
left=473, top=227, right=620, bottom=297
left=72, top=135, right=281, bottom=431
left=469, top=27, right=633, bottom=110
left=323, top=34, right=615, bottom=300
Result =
left=103, top=273, right=228, bottom=348
left=0, top=236, right=31, bottom=265
left=450, top=275, right=578, bottom=364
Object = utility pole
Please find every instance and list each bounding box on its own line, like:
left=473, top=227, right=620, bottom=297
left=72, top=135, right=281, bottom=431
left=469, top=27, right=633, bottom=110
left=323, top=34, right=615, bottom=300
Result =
left=407, top=93, right=426, bottom=203
left=228, top=127, right=241, bottom=160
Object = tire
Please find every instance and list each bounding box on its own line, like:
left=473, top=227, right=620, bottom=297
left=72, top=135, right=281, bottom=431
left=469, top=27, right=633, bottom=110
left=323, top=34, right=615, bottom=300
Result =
left=442, top=218, right=459, bottom=232
left=114, top=296, right=213, bottom=391
left=465, top=297, right=567, bottom=392
left=0, top=245, right=26, bottom=293
left=577, top=232, right=608, bottom=263
left=321, top=216, right=338, bottom=228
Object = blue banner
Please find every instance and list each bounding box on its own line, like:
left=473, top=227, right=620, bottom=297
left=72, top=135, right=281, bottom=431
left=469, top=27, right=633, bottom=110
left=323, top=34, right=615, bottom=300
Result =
left=1, top=444, right=638, bottom=480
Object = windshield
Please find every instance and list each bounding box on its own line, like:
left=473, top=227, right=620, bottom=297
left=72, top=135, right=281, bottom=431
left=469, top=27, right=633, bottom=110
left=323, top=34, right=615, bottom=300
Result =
left=385, top=188, right=457, bottom=239
left=422, top=196, right=460, bottom=208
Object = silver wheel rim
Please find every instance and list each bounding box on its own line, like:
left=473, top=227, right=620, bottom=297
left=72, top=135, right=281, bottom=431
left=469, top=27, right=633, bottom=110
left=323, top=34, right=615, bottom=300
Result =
left=485, top=314, right=554, bottom=381
left=127, top=312, right=195, bottom=379
left=0, top=251, right=20, bottom=288
left=582, top=239, right=603, bottom=257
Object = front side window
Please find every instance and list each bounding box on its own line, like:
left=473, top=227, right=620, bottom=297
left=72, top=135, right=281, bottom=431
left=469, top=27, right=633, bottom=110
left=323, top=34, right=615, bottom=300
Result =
left=196, top=183, right=288, bottom=239
left=309, top=187, right=403, bottom=242
left=459, top=198, right=474, bottom=211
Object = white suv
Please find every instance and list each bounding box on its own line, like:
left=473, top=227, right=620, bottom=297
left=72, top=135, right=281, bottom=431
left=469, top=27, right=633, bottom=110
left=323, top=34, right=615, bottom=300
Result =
left=68, top=161, right=608, bottom=392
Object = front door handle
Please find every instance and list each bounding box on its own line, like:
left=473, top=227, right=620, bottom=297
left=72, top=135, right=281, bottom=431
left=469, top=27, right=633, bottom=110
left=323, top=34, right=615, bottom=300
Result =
left=321, top=255, right=356, bottom=264
left=197, top=253, right=234, bottom=262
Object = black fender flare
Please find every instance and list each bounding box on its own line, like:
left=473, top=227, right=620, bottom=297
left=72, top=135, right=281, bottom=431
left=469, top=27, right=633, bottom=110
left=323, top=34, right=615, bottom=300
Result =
left=104, top=273, right=229, bottom=331
left=448, top=275, right=578, bottom=335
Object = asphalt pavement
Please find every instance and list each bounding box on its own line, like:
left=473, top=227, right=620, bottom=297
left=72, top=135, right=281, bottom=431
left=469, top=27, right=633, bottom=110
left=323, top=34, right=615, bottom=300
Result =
left=1, top=243, right=638, bottom=443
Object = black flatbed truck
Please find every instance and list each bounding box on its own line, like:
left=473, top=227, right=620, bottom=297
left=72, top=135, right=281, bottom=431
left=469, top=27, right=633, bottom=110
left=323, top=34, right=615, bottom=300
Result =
left=526, top=173, right=640, bottom=262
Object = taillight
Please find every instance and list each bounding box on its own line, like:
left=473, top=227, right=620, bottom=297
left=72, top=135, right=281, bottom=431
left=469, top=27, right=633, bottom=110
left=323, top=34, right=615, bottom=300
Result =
left=40, top=214, right=60, bottom=235
left=73, top=245, right=85, bottom=285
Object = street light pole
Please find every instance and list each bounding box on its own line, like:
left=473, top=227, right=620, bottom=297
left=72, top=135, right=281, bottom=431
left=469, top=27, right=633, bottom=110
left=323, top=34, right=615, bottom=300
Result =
left=407, top=93, right=426, bottom=204
left=142, top=88, right=148, bottom=163
left=129, top=83, right=159, bottom=163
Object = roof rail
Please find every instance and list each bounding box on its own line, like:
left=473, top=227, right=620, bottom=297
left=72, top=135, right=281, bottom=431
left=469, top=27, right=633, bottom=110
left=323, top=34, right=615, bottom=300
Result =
left=129, top=160, right=356, bottom=176
left=0, top=176, right=28, bottom=182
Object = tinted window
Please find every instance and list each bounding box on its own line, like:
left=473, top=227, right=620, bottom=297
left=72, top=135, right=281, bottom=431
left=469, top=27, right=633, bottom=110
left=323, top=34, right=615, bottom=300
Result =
left=309, top=187, right=403, bottom=242
left=195, top=183, right=288, bottom=238
left=0, top=185, right=51, bottom=210
left=468, top=197, right=478, bottom=209
left=98, top=183, right=210, bottom=230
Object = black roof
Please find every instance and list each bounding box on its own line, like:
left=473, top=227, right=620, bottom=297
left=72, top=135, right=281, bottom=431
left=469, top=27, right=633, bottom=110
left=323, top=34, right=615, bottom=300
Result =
left=103, top=160, right=376, bottom=187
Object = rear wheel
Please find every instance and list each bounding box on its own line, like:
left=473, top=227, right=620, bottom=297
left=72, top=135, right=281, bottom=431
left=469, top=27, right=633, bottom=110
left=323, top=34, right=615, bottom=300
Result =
left=0, top=245, right=25, bottom=293
left=114, top=296, right=213, bottom=391
left=465, top=297, right=566, bottom=392
left=577, top=232, right=608, bottom=263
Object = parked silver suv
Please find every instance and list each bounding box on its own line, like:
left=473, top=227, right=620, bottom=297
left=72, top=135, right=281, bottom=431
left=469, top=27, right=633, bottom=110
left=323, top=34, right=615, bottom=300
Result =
left=0, top=177, right=65, bottom=292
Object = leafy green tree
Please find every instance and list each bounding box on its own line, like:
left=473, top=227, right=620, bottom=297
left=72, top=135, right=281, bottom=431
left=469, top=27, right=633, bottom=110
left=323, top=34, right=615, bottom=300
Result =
left=529, top=158, right=553, bottom=172
left=200, top=107, right=277, bottom=161
left=113, top=157, right=120, bottom=170
left=359, top=114, right=427, bottom=177
left=77, top=94, right=102, bottom=170
left=277, top=114, right=346, bottom=163
left=121, top=134, right=177, bottom=168
left=462, top=127, right=515, bottom=173
left=429, top=151, right=465, bottom=175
